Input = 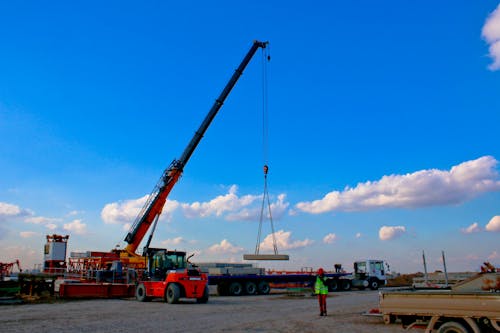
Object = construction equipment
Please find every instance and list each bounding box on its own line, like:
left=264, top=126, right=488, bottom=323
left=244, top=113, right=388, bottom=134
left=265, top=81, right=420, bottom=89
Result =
left=43, top=234, right=69, bottom=274
left=61, top=41, right=268, bottom=301
left=0, top=260, right=22, bottom=281
left=379, top=272, right=500, bottom=332
left=129, top=40, right=268, bottom=303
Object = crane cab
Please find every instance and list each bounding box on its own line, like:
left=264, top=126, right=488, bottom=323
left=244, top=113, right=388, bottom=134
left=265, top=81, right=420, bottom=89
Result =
left=135, top=248, right=209, bottom=304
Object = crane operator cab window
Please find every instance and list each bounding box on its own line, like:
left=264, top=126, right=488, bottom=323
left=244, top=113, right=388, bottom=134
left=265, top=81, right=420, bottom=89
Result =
left=148, top=249, right=187, bottom=280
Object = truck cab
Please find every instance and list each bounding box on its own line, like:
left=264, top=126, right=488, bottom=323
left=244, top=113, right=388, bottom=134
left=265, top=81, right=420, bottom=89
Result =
left=352, top=259, right=387, bottom=290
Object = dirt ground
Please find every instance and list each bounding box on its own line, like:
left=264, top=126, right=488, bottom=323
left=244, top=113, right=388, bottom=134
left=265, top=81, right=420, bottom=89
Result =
left=0, top=290, right=406, bottom=332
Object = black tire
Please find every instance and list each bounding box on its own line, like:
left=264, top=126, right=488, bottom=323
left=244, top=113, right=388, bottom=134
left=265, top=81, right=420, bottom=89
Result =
left=135, top=283, right=150, bottom=302
left=229, top=282, right=243, bottom=296
left=369, top=279, right=379, bottom=290
left=257, top=281, right=270, bottom=295
left=437, top=321, right=469, bottom=333
left=244, top=281, right=257, bottom=295
left=197, top=286, right=209, bottom=303
left=165, top=283, right=181, bottom=304
left=341, top=279, right=351, bottom=291
left=327, top=279, right=338, bottom=292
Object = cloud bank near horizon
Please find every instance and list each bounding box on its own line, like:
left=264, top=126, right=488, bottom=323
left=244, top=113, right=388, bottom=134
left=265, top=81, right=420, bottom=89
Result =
left=295, top=156, right=500, bottom=214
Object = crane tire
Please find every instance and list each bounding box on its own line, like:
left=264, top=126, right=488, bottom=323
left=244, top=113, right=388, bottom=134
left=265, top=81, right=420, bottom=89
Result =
left=135, top=283, right=150, bottom=302
left=369, top=279, right=379, bottom=290
left=165, top=283, right=181, bottom=304
left=197, top=286, right=209, bottom=303
left=436, top=321, right=469, bottom=333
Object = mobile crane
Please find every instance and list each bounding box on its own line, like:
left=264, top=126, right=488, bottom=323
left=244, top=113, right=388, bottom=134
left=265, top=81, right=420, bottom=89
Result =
left=118, top=40, right=268, bottom=303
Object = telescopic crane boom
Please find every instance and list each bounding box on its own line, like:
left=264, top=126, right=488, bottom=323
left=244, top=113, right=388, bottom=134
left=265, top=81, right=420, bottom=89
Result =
left=123, top=40, right=268, bottom=257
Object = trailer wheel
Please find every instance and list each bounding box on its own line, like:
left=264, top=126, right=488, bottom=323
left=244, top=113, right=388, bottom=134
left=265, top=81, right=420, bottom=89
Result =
left=244, top=281, right=257, bottom=295
left=327, top=279, right=338, bottom=292
left=437, top=321, right=468, bottom=333
left=135, top=283, right=150, bottom=302
left=258, top=281, right=270, bottom=295
left=165, top=283, right=181, bottom=304
left=369, top=279, right=379, bottom=290
left=197, top=286, right=209, bottom=303
left=341, top=280, right=351, bottom=291
left=229, top=282, right=243, bottom=296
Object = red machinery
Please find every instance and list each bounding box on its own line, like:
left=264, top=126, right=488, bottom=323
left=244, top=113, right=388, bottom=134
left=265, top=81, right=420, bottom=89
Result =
left=64, top=41, right=268, bottom=302
left=43, top=234, right=69, bottom=274
left=0, top=260, right=22, bottom=281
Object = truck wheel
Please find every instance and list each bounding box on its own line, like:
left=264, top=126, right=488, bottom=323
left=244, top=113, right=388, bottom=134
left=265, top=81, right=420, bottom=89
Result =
left=244, top=281, right=257, bottom=295
left=258, top=281, right=270, bottom=295
left=369, top=279, right=379, bottom=290
left=341, top=280, right=351, bottom=291
left=135, top=283, right=150, bottom=302
left=437, top=321, right=468, bottom=333
left=197, top=286, right=209, bottom=303
left=165, top=283, right=181, bottom=304
left=327, top=279, right=338, bottom=292
left=229, top=282, right=243, bottom=296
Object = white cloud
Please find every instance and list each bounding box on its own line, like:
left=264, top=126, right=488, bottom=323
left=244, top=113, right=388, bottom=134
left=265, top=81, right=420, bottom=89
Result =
left=485, top=215, right=500, bottom=232
left=0, top=202, right=30, bottom=221
left=161, top=237, right=185, bottom=247
left=355, top=232, right=362, bottom=239
left=323, top=233, right=337, bottom=244
left=63, top=219, right=87, bottom=235
left=101, top=195, right=180, bottom=225
left=488, top=251, right=499, bottom=260
left=482, top=4, right=500, bottom=70
left=20, top=231, right=39, bottom=238
left=182, top=185, right=259, bottom=219
left=259, top=230, right=313, bottom=251
left=379, top=226, right=406, bottom=241
left=226, top=193, right=289, bottom=221
left=207, top=239, right=244, bottom=254
left=461, top=222, right=481, bottom=234
left=296, top=156, right=500, bottom=214
left=25, top=216, right=61, bottom=225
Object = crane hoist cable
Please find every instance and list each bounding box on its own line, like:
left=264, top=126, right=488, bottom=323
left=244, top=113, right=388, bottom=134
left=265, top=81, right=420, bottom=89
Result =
left=248, top=46, right=288, bottom=260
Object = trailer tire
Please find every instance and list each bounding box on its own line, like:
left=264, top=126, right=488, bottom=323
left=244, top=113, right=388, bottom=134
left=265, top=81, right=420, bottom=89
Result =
left=437, top=321, right=468, bottom=333
left=258, top=281, right=270, bottom=295
left=244, top=281, right=257, bottom=295
left=197, top=286, right=209, bottom=303
left=327, top=279, right=338, bottom=292
left=135, top=283, right=150, bottom=302
left=229, top=282, right=243, bottom=296
left=165, top=283, right=181, bottom=304
left=341, top=279, right=351, bottom=291
left=369, top=278, right=380, bottom=290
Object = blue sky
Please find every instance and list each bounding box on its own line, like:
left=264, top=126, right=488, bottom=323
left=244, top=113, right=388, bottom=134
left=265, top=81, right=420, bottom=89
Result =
left=1, top=1, right=499, bottom=273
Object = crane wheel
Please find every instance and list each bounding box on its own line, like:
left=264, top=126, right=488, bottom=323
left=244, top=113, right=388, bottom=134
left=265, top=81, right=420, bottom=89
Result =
left=165, top=283, right=181, bottom=304
left=136, top=283, right=150, bottom=302
left=197, top=286, right=209, bottom=303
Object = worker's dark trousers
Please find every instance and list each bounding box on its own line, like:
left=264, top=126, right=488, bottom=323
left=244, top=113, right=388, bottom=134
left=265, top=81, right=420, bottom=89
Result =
left=318, top=294, right=327, bottom=315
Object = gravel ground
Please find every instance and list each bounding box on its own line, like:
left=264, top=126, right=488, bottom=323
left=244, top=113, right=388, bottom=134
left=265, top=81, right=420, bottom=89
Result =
left=0, top=290, right=406, bottom=332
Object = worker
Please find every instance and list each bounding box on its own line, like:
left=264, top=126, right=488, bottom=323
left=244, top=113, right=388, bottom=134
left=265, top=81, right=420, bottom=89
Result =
left=315, top=267, right=329, bottom=316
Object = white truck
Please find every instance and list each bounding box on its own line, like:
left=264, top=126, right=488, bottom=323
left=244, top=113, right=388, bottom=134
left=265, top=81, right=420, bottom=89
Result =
left=379, top=272, right=500, bottom=332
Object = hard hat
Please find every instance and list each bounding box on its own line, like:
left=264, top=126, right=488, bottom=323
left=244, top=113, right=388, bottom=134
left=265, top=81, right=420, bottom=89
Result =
left=318, top=268, right=324, bottom=275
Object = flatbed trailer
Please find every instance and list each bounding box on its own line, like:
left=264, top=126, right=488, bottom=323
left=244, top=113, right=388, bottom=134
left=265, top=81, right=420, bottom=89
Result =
left=379, top=272, right=500, bottom=333
left=208, top=272, right=355, bottom=296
